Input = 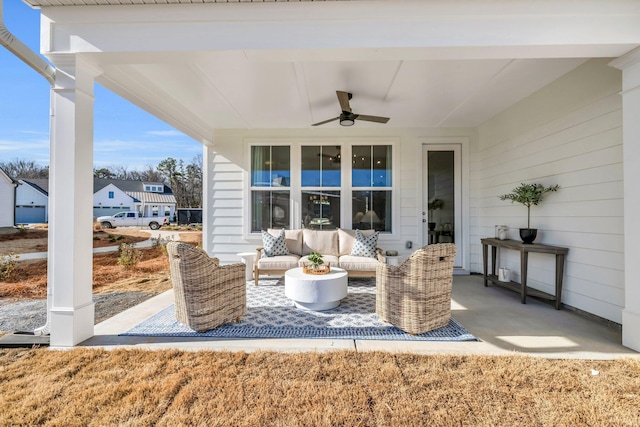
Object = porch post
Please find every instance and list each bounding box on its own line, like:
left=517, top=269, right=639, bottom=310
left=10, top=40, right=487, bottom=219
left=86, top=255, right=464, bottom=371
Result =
left=202, top=140, right=214, bottom=255
left=47, top=55, right=98, bottom=347
left=611, top=48, right=640, bottom=352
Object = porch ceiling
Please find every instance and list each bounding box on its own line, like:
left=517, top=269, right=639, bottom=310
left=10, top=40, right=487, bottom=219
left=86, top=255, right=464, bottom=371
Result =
left=30, top=1, right=640, bottom=141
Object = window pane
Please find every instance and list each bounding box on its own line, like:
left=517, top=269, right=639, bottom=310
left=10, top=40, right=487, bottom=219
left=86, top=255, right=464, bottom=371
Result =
left=302, top=191, right=340, bottom=230
left=301, top=146, right=321, bottom=187
left=321, top=146, right=341, bottom=187
left=351, top=145, right=372, bottom=187
left=373, top=145, right=392, bottom=187
left=271, top=146, right=290, bottom=187
left=352, top=190, right=391, bottom=232
left=301, top=146, right=341, bottom=187
left=251, top=146, right=290, bottom=187
left=251, top=191, right=290, bottom=232
left=251, top=146, right=271, bottom=187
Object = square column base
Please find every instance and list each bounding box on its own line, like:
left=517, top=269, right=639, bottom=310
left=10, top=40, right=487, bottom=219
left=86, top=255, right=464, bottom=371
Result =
left=50, top=301, right=95, bottom=347
left=622, top=309, right=640, bottom=352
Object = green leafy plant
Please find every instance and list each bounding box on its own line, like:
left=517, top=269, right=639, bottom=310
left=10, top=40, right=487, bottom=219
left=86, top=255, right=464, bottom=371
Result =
left=0, top=253, right=19, bottom=280
left=308, top=251, right=324, bottom=270
left=117, top=243, right=142, bottom=270
left=428, top=198, right=444, bottom=223
left=499, top=183, right=559, bottom=228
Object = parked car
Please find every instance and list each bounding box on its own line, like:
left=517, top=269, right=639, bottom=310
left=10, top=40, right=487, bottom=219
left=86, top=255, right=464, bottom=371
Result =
left=97, top=211, right=168, bottom=230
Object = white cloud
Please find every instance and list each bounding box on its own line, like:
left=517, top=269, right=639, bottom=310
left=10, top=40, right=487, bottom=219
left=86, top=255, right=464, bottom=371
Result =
left=145, top=130, right=184, bottom=137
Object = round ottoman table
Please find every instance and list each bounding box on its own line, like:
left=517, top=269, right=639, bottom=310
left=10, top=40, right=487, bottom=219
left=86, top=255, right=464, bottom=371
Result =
left=284, top=267, right=348, bottom=311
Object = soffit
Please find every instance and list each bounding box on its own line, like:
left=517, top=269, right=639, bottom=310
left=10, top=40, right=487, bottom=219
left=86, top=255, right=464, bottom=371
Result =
left=24, top=0, right=333, bottom=5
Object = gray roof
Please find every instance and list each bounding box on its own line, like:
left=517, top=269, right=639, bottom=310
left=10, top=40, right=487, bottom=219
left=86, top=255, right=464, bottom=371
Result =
left=18, top=178, right=176, bottom=205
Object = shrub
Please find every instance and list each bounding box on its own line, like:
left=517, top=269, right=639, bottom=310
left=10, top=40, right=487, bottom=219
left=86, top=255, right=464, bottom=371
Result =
left=117, top=243, right=142, bottom=270
left=0, top=253, right=19, bottom=280
left=151, top=236, right=173, bottom=256
left=15, top=224, right=27, bottom=235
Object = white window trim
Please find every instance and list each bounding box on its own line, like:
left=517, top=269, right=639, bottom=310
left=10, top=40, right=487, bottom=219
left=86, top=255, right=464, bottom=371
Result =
left=244, top=138, right=399, bottom=241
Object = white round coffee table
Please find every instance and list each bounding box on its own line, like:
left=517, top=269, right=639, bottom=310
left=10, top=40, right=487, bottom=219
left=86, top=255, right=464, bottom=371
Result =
left=284, top=267, right=348, bottom=311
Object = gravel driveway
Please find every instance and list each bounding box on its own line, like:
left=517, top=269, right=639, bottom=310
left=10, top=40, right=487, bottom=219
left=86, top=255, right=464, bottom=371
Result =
left=0, top=292, right=155, bottom=335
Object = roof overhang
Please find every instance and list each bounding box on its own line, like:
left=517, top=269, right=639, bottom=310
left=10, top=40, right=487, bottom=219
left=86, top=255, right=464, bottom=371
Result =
left=22, top=1, right=640, bottom=142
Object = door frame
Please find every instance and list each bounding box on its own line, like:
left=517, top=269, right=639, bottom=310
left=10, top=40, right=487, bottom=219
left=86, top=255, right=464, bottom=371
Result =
left=420, top=137, right=470, bottom=273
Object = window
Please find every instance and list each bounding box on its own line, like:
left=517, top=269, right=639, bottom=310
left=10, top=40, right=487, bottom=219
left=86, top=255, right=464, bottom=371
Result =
left=164, top=206, right=171, bottom=217
left=301, top=145, right=341, bottom=230
left=352, top=145, right=392, bottom=232
left=248, top=143, right=393, bottom=234
left=152, top=205, right=159, bottom=217
left=251, top=145, right=290, bottom=232
left=108, top=191, right=114, bottom=199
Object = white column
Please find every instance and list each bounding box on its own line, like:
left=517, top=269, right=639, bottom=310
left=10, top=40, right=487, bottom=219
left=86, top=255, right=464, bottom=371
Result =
left=48, top=56, right=98, bottom=347
left=611, top=48, right=640, bottom=351
left=202, top=141, right=215, bottom=255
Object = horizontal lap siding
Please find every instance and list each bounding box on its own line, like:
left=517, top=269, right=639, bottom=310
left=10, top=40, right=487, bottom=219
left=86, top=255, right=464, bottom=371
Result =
left=472, top=59, right=623, bottom=322
left=205, top=150, right=255, bottom=264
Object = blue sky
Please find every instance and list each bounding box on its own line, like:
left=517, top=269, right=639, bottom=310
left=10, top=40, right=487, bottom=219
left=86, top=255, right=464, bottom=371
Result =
left=0, top=1, right=202, bottom=171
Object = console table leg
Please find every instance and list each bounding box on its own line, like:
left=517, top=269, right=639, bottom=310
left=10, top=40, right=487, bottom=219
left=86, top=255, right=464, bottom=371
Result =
left=491, top=246, right=497, bottom=277
left=520, top=251, right=529, bottom=304
left=555, top=254, right=565, bottom=310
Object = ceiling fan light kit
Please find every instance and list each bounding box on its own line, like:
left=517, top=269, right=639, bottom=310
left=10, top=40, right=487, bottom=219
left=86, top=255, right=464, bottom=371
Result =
left=312, top=91, right=390, bottom=127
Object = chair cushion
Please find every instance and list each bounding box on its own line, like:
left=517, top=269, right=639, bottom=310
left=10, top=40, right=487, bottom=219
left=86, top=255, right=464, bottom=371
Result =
left=298, top=254, right=339, bottom=267
left=256, top=255, right=301, bottom=270
left=268, top=228, right=303, bottom=255
left=338, top=228, right=378, bottom=256
left=338, top=255, right=381, bottom=271
left=302, top=229, right=339, bottom=256
left=261, top=229, right=289, bottom=257
left=350, top=229, right=380, bottom=258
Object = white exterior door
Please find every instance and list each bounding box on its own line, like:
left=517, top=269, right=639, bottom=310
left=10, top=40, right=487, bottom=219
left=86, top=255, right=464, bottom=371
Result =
left=422, top=144, right=462, bottom=268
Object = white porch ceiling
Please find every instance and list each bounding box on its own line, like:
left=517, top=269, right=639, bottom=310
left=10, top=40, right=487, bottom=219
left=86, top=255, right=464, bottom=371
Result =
left=27, top=1, right=640, bottom=140
left=94, top=53, right=589, bottom=132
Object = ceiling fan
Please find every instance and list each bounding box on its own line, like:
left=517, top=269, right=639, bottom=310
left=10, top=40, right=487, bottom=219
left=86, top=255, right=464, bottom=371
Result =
left=312, top=91, right=390, bottom=127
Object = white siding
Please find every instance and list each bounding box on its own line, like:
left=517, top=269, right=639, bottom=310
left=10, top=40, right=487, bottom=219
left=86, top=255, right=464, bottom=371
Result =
left=0, top=174, right=15, bottom=227
left=93, top=184, right=136, bottom=212
left=472, top=59, right=623, bottom=322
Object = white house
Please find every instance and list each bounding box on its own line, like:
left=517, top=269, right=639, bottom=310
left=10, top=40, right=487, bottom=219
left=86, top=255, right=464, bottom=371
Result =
left=0, top=167, right=17, bottom=227
left=11, top=1, right=640, bottom=350
left=93, top=178, right=176, bottom=220
left=15, top=179, right=49, bottom=224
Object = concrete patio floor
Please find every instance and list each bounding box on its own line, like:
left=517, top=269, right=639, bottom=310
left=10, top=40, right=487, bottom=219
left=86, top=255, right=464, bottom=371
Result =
left=81, top=275, right=638, bottom=360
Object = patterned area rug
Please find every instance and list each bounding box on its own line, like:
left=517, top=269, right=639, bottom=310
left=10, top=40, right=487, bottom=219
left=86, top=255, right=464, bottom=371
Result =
left=123, top=278, right=477, bottom=341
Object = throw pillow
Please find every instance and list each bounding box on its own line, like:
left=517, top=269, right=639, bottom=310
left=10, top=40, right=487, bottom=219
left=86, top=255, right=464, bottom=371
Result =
left=350, top=229, right=379, bottom=258
left=261, top=229, right=289, bottom=257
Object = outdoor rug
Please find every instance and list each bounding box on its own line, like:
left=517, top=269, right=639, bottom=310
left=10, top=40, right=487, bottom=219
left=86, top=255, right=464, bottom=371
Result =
left=122, top=278, right=477, bottom=341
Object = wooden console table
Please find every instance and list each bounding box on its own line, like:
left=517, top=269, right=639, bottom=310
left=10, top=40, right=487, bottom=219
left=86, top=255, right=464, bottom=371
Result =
left=481, top=238, right=569, bottom=310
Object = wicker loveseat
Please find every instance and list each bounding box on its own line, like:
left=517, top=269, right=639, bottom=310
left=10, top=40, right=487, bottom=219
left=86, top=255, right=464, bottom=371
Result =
left=167, top=242, right=246, bottom=332
left=254, top=228, right=384, bottom=285
left=376, top=243, right=457, bottom=335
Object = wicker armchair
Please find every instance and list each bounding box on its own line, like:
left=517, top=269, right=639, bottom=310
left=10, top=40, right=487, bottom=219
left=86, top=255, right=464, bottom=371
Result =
left=376, top=244, right=457, bottom=335
left=167, top=242, right=247, bottom=332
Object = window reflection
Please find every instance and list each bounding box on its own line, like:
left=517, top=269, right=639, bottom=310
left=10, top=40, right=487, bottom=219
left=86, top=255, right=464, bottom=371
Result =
left=352, top=191, right=391, bottom=232
left=302, top=191, right=340, bottom=230
left=251, top=191, right=290, bottom=232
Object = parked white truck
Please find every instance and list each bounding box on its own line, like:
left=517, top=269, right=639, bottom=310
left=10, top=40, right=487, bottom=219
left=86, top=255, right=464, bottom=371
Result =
left=97, top=211, right=168, bottom=230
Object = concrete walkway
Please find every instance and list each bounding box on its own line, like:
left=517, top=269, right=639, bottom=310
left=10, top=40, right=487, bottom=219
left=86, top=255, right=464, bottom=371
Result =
left=16, top=229, right=190, bottom=261
left=81, top=275, right=638, bottom=359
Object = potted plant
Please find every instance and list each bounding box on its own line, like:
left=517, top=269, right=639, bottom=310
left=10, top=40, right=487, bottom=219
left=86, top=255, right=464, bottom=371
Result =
left=427, top=198, right=444, bottom=231
left=498, top=183, right=559, bottom=243
left=307, top=251, right=325, bottom=271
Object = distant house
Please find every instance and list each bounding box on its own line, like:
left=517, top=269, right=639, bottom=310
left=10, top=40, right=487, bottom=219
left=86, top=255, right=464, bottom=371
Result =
left=14, top=178, right=177, bottom=224
left=93, top=179, right=177, bottom=219
left=0, top=168, right=17, bottom=227
left=15, top=179, right=49, bottom=224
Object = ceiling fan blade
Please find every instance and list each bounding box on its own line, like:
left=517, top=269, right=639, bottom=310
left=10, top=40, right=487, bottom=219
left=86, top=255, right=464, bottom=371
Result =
left=311, top=116, right=340, bottom=126
left=336, top=91, right=352, bottom=113
left=355, top=114, right=390, bottom=124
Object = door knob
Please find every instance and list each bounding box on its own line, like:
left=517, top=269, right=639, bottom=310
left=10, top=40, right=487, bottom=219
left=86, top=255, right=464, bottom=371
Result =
left=422, top=219, right=426, bottom=223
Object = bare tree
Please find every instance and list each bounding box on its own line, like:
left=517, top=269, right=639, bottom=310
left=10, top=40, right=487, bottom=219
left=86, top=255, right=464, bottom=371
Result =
left=0, top=159, right=49, bottom=179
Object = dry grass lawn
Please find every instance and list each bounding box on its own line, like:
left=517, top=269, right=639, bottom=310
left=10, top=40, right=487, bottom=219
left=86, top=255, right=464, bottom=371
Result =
left=0, top=349, right=638, bottom=426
